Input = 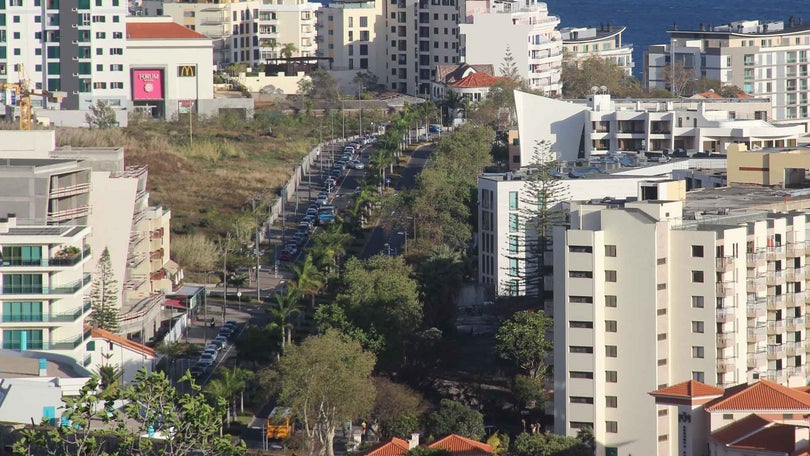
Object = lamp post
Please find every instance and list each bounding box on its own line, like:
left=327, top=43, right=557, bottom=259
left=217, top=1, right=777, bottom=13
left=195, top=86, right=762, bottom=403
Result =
left=237, top=290, right=242, bottom=311
left=358, top=85, right=364, bottom=137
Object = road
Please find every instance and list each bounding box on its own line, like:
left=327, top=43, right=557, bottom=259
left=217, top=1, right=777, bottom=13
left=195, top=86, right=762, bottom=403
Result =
left=359, top=142, right=433, bottom=259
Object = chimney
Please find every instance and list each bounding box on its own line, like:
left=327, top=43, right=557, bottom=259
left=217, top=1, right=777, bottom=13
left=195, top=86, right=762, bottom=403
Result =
left=7, top=213, right=16, bottom=228
left=409, top=433, right=420, bottom=449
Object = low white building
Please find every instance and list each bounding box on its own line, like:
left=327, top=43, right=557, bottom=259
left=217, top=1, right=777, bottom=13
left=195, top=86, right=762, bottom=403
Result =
left=89, top=328, right=157, bottom=384
left=560, top=25, right=634, bottom=76
left=513, top=91, right=804, bottom=166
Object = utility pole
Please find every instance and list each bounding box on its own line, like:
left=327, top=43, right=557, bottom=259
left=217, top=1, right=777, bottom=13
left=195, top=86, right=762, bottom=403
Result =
left=222, top=233, right=231, bottom=324
left=341, top=100, right=345, bottom=140
left=358, top=86, right=364, bottom=137
left=252, top=198, right=261, bottom=303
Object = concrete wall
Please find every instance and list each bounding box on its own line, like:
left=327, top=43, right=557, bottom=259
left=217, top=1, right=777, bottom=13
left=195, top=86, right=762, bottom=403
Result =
left=196, top=97, right=255, bottom=121
left=238, top=71, right=307, bottom=94
left=514, top=90, right=589, bottom=165
left=35, top=109, right=129, bottom=128
left=727, top=143, right=810, bottom=186
left=0, top=378, right=64, bottom=424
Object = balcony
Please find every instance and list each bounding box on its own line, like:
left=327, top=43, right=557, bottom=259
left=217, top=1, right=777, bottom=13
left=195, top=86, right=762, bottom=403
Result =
left=766, top=245, right=785, bottom=260
left=768, top=319, right=787, bottom=334
left=747, top=325, right=766, bottom=342
left=767, top=295, right=786, bottom=309
left=1, top=246, right=91, bottom=268
left=717, top=332, right=735, bottom=348
left=717, top=357, right=735, bottom=373
left=49, top=328, right=92, bottom=350
left=149, top=249, right=164, bottom=261
left=747, top=299, right=766, bottom=318
left=767, top=344, right=786, bottom=359
left=765, top=369, right=787, bottom=382
left=786, top=340, right=804, bottom=356
left=747, top=251, right=766, bottom=267
left=788, top=242, right=806, bottom=257
left=49, top=182, right=90, bottom=198
left=47, top=205, right=91, bottom=223
left=47, top=301, right=92, bottom=322
left=786, top=290, right=807, bottom=305
left=2, top=274, right=91, bottom=295
left=766, top=270, right=786, bottom=286
left=786, top=267, right=806, bottom=282
left=787, top=317, right=805, bottom=331
left=747, top=350, right=766, bottom=368
left=716, top=282, right=736, bottom=297
left=747, top=277, right=766, bottom=294
left=716, top=307, right=736, bottom=323
left=716, top=256, right=735, bottom=272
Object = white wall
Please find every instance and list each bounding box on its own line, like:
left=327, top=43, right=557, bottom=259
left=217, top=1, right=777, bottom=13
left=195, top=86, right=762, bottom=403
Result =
left=514, top=90, right=589, bottom=165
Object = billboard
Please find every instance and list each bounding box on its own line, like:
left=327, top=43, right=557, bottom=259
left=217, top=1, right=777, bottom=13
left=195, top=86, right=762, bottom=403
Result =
left=132, top=69, right=164, bottom=100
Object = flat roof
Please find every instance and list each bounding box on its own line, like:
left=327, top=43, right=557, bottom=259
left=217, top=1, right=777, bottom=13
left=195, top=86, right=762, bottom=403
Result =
left=684, top=185, right=810, bottom=212
left=0, top=352, right=87, bottom=379
left=5, top=225, right=85, bottom=237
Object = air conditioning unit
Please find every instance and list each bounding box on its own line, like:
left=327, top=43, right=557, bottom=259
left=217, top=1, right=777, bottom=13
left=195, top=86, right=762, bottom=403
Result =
left=72, top=73, right=79, bottom=77
left=71, top=7, right=77, bottom=11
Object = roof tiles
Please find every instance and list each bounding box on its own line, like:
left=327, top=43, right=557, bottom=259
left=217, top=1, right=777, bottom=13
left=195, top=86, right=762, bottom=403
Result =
left=91, top=328, right=157, bottom=358
left=428, top=434, right=493, bottom=456
left=649, top=380, right=724, bottom=399
left=126, top=22, right=207, bottom=40
left=705, top=380, right=810, bottom=411
left=363, top=438, right=410, bottom=456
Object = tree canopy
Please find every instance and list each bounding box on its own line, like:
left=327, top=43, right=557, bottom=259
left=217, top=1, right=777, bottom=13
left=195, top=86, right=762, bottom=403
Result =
left=89, top=247, right=120, bottom=333
left=371, top=377, right=427, bottom=439
left=560, top=55, right=641, bottom=98
left=269, top=330, right=376, bottom=456
left=511, top=431, right=592, bottom=456
left=495, top=310, right=552, bottom=379
left=426, top=399, right=485, bottom=440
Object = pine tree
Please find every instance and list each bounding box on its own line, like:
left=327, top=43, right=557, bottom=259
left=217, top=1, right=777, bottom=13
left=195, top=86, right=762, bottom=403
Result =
left=499, top=45, right=522, bottom=82
left=502, top=141, right=568, bottom=297
left=90, top=247, right=120, bottom=333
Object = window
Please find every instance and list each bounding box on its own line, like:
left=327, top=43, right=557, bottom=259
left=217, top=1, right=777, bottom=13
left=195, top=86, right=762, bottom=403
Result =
left=569, top=321, right=593, bottom=329
left=692, top=245, right=704, bottom=257
left=658, top=435, right=668, bottom=442
left=508, top=236, right=519, bottom=253
left=657, top=358, right=667, bottom=366
left=109, top=48, right=123, bottom=55
left=2, top=246, right=42, bottom=266
left=722, top=414, right=733, bottom=420
left=691, top=321, right=704, bottom=333
left=570, top=371, right=593, bottom=379
left=13, top=48, right=19, bottom=55
left=606, top=371, right=617, bottom=382
left=359, top=16, right=368, bottom=27
left=508, top=258, right=518, bottom=276
left=570, top=296, right=593, bottom=303
left=111, top=82, right=123, bottom=89
left=606, top=396, right=617, bottom=408
left=570, top=396, right=593, bottom=404
left=113, top=31, right=122, bottom=39
left=692, top=371, right=705, bottom=382
left=605, top=270, right=617, bottom=282
left=605, top=421, right=618, bottom=433
left=692, top=346, right=705, bottom=358
left=605, top=345, right=617, bottom=357
left=569, top=271, right=593, bottom=278
left=605, top=320, right=617, bottom=332
left=569, top=346, right=593, bottom=354
left=569, top=422, right=593, bottom=430
left=2, top=329, right=43, bottom=349
left=605, top=245, right=616, bottom=257
left=657, top=308, right=667, bottom=315
left=692, top=296, right=704, bottom=308
left=658, top=409, right=668, bottom=416
left=605, top=295, right=617, bottom=307
left=2, top=302, right=43, bottom=322
left=3, top=274, right=43, bottom=293
left=95, top=31, right=105, bottom=39
left=508, top=213, right=518, bottom=232
left=109, top=64, right=123, bottom=71
left=508, top=191, right=518, bottom=209
left=692, top=271, right=704, bottom=283
left=96, top=64, right=102, bottom=71
left=569, top=246, right=592, bottom=253
left=657, top=333, right=667, bottom=340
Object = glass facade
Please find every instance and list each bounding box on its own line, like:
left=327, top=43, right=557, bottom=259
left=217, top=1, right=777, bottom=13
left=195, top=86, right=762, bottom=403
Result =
left=2, top=329, right=44, bottom=349
left=2, top=301, right=43, bottom=321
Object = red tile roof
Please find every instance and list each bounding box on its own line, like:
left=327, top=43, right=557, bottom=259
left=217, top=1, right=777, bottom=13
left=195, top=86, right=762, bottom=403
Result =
left=435, top=63, right=494, bottom=84
left=730, top=423, right=801, bottom=453
left=363, top=438, right=409, bottom=456
left=126, top=21, right=207, bottom=40
left=697, top=90, right=724, bottom=99
left=649, top=380, right=724, bottom=399
left=710, top=414, right=776, bottom=445
left=450, top=73, right=500, bottom=89
left=429, top=435, right=493, bottom=456
left=706, top=380, right=810, bottom=411
left=91, top=328, right=157, bottom=358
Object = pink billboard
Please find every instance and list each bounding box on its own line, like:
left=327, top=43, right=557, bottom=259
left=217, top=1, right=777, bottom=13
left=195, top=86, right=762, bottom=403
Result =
left=132, top=69, right=164, bottom=100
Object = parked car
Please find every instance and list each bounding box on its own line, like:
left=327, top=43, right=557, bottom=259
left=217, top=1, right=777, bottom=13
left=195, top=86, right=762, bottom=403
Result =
left=199, top=353, right=215, bottom=365
left=214, top=334, right=230, bottom=346
left=348, top=160, right=365, bottom=170
left=429, top=124, right=443, bottom=133
left=306, top=207, right=318, bottom=217
left=302, top=214, right=316, bottom=225
left=224, top=320, right=238, bottom=330
left=280, top=246, right=297, bottom=261
left=205, top=343, right=220, bottom=353
left=210, top=338, right=225, bottom=351
left=336, top=160, right=347, bottom=170
left=190, top=365, right=206, bottom=378
left=202, top=348, right=218, bottom=360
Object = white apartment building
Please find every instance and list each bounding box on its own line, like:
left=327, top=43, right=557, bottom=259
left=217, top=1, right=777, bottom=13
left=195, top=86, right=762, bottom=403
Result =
left=552, top=184, right=810, bottom=456
left=461, top=0, right=562, bottom=94
left=644, top=19, right=810, bottom=124
left=144, top=0, right=316, bottom=69
left=0, top=0, right=129, bottom=110
left=513, top=91, right=803, bottom=167
left=0, top=215, right=93, bottom=366
left=560, top=25, right=634, bottom=76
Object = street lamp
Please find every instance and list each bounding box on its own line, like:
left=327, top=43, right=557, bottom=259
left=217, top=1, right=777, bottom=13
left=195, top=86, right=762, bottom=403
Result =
left=358, top=85, right=364, bottom=137
left=237, top=290, right=242, bottom=311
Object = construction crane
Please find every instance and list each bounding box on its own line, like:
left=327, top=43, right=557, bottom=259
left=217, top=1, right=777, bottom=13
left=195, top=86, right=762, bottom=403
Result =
left=0, top=64, right=62, bottom=130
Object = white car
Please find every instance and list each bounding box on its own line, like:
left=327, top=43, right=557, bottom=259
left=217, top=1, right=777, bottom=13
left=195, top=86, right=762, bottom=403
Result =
left=348, top=160, right=365, bottom=170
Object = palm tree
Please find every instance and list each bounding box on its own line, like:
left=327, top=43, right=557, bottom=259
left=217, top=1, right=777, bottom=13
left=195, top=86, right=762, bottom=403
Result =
left=268, top=286, right=301, bottom=351
left=309, top=224, right=350, bottom=275
left=292, top=254, right=325, bottom=311
left=262, top=38, right=279, bottom=58
left=281, top=42, right=298, bottom=59
left=96, top=362, right=123, bottom=400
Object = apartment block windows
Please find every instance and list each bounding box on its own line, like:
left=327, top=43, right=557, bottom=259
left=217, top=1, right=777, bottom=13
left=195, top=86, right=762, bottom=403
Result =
left=569, top=321, right=593, bottom=329
left=692, top=321, right=705, bottom=333
left=606, top=371, right=617, bottom=382
left=508, top=258, right=518, bottom=277
left=508, top=236, right=519, bottom=253
left=570, top=346, right=593, bottom=354
left=692, top=346, right=705, bottom=358
left=359, top=16, right=368, bottom=27
left=2, top=246, right=42, bottom=266
left=692, top=271, right=704, bottom=283
left=569, top=246, right=592, bottom=253
left=360, top=31, right=369, bottom=41
left=2, top=301, right=43, bottom=322
left=605, top=320, right=617, bottom=332
left=605, top=295, right=617, bottom=307
left=605, top=421, right=618, bottom=433
left=692, top=296, right=705, bottom=308
left=508, top=191, right=518, bottom=209
left=606, top=396, right=617, bottom=408
left=605, top=245, right=616, bottom=257
left=692, top=245, right=704, bottom=257
left=508, top=214, right=518, bottom=232
left=570, top=397, right=594, bottom=404
left=692, top=371, right=705, bottom=382
left=569, top=271, right=593, bottom=278
left=570, top=371, right=593, bottom=379
left=605, top=270, right=617, bottom=282
left=605, top=345, right=617, bottom=357
left=2, top=329, right=43, bottom=349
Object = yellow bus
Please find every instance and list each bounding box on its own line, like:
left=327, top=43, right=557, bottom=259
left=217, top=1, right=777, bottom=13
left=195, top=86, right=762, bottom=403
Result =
left=266, top=407, right=293, bottom=439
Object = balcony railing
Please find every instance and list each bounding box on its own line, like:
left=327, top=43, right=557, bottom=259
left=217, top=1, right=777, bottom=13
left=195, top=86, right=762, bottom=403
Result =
left=767, top=295, right=786, bottom=309
left=716, top=256, right=735, bottom=272
left=747, top=300, right=766, bottom=318
left=788, top=242, right=806, bottom=257
left=787, top=317, right=805, bottom=331
left=716, top=307, right=736, bottom=323
left=766, top=245, right=785, bottom=260
left=747, top=350, right=766, bottom=367
left=766, top=270, right=785, bottom=286
left=747, top=325, right=766, bottom=341
left=49, top=328, right=91, bottom=350
left=1, top=246, right=90, bottom=268
left=767, top=319, right=786, bottom=334
left=716, top=282, right=735, bottom=297
left=717, top=358, right=735, bottom=373
left=786, top=267, right=806, bottom=282
left=747, top=277, right=766, bottom=293
left=786, top=290, right=807, bottom=305
left=2, top=274, right=91, bottom=295
left=767, top=344, right=786, bottom=358
left=786, top=341, right=804, bottom=356
left=47, top=301, right=92, bottom=322
left=717, top=333, right=734, bottom=348
left=747, top=251, right=766, bottom=266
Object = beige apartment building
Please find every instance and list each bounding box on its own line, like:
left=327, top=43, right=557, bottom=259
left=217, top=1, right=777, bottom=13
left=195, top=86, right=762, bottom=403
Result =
left=726, top=143, right=810, bottom=187
left=645, top=19, right=810, bottom=124
left=560, top=25, right=634, bottom=76
left=141, top=0, right=316, bottom=68
left=553, top=182, right=810, bottom=455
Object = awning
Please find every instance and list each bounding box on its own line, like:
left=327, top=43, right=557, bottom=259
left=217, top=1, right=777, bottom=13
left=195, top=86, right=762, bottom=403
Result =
left=164, top=298, right=186, bottom=310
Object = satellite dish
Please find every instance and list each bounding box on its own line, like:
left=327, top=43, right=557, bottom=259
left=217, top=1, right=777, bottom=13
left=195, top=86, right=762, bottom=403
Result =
left=600, top=85, right=608, bottom=93
left=590, top=86, right=599, bottom=94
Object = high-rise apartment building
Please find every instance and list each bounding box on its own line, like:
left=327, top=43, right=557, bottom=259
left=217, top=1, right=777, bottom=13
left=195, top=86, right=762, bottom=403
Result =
left=552, top=183, right=810, bottom=455
left=0, top=0, right=129, bottom=110
left=144, top=0, right=316, bottom=69
left=316, top=0, right=462, bottom=94
left=644, top=19, right=810, bottom=124
left=461, top=0, right=561, bottom=94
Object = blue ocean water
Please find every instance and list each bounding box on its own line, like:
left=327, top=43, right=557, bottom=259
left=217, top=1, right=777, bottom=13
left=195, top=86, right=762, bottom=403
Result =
left=544, top=0, right=809, bottom=79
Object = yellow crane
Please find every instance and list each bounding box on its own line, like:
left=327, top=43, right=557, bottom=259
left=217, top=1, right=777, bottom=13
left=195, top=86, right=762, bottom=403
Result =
left=0, top=64, right=62, bottom=130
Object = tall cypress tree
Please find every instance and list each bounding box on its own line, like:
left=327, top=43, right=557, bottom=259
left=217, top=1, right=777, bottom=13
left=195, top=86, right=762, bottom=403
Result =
left=90, top=247, right=120, bottom=333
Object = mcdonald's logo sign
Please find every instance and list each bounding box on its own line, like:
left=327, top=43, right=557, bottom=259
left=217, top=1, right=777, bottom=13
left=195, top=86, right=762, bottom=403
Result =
left=178, top=65, right=196, bottom=77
